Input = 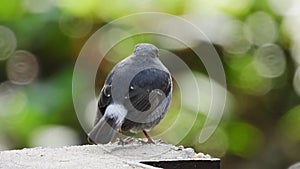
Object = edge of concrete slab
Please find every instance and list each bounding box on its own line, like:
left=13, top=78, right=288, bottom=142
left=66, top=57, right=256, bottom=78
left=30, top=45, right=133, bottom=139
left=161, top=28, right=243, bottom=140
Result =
left=0, top=142, right=220, bottom=169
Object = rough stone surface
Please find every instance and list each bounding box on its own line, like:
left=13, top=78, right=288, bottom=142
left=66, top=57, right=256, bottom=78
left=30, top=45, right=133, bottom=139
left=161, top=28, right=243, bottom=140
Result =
left=0, top=140, right=218, bottom=169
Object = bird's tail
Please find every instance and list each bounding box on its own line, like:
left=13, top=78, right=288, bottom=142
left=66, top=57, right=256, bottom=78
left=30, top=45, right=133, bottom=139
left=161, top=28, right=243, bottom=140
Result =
left=88, top=104, right=127, bottom=144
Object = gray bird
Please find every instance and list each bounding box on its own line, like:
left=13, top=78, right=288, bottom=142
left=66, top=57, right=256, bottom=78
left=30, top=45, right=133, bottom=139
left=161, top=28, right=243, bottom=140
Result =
left=88, top=43, right=173, bottom=144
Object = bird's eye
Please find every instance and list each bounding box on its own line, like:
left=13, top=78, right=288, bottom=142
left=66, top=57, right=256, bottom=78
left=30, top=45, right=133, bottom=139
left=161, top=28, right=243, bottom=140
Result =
left=130, top=86, right=134, bottom=90
left=104, top=85, right=111, bottom=97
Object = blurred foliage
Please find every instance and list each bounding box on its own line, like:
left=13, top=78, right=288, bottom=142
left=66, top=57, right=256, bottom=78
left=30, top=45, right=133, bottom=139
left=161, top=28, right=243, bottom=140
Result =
left=1, top=0, right=300, bottom=169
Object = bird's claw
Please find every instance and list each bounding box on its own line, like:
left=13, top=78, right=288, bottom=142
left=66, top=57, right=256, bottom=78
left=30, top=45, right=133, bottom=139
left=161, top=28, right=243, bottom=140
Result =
left=117, top=137, right=135, bottom=145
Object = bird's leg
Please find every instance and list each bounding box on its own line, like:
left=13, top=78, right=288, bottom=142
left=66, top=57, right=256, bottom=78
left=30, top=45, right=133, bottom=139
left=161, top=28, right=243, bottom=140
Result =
left=117, top=129, right=135, bottom=145
left=142, top=130, right=155, bottom=144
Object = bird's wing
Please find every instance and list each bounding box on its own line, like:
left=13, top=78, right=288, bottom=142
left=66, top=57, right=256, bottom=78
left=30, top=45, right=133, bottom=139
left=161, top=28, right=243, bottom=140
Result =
left=94, top=71, right=114, bottom=125
left=127, top=68, right=172, bottom=117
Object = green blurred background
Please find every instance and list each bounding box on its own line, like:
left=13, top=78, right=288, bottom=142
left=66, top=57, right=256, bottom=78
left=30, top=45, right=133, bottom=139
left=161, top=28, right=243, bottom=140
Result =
left=1, top=0, right=300, bottom=168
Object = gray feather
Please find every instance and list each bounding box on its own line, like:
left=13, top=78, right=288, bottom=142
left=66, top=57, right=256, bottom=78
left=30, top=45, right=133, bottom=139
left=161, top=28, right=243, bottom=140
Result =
left=88, top=117, right=117, bottom=144
left=89, top=104, right=127, bottom=144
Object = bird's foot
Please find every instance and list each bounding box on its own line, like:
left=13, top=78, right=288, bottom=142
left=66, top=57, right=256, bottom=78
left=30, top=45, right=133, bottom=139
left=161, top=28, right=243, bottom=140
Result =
left=138, top=138, right=167, bottom=144
left=137, top=138, right=155, bottom=144
left=156, top=139, right=167, bottom=144
left=139, top=130, right=155, bottom=144
left=117, top=137, right=135, bottom=145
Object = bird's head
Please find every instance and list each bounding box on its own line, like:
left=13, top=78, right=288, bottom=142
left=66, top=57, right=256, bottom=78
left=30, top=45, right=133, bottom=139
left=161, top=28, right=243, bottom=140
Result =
left=133, top=43, right=159, bottom=58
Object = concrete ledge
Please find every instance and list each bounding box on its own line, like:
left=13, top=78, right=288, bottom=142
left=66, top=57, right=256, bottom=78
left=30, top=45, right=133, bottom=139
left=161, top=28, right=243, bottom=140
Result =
left=0, top=141, right=220, bottom=169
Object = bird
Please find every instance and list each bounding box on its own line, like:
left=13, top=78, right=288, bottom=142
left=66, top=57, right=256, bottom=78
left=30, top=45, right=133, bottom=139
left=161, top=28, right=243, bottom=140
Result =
left=88, top=43, right=172, bottom=144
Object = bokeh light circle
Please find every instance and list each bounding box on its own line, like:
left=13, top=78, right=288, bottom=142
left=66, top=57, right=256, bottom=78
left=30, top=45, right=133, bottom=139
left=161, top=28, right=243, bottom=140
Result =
left=293, top=67, right=300, bottom=96
left=245, top=11, right=278, bottom=46
left=288, top=162, right=300, bottom=169
left=0, top=82, right=27, bottom=117
left=254, top=44, right=286, bottom=78
left=222, top=20, right=252, bottom=54
left=6, top=50, right=39, bottom=85
left=279, top=105, right=300, bottom=142
left=29, top=125, right=80, bottom=147
left=23, top=0, right=53, bottom=13
left=0, top=25, right=17, bottom=60
left=72, top=12, right=226, bottom=147
left=59, top=14, right=93, bottom=38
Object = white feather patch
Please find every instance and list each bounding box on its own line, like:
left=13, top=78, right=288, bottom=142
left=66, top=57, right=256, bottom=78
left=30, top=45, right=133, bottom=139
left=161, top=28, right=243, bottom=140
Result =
left=105, top=104, right=127, bottom=126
